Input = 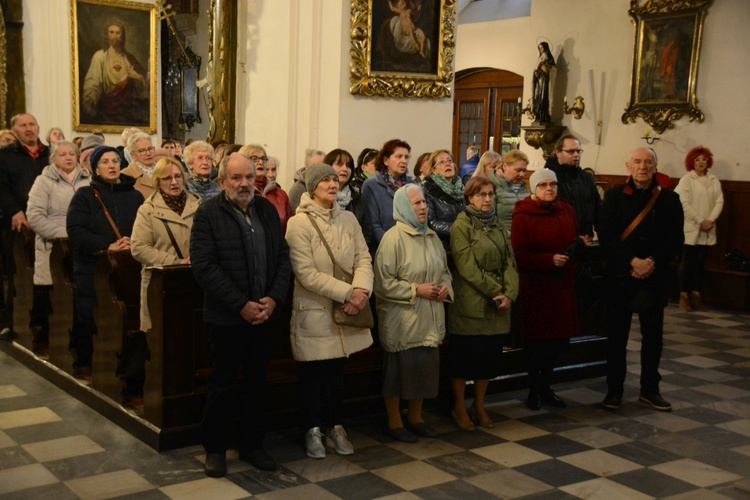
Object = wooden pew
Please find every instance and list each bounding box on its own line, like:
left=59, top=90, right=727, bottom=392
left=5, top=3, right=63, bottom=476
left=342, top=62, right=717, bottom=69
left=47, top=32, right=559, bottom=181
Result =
left=92, top=250, right=141, bottom=402
left=48, top=238, right=75, bottom=371
left=12, top=228, right=35, bottom=350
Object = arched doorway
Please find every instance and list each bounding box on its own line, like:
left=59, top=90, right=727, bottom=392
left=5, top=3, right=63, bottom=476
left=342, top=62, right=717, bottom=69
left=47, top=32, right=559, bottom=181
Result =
left=453, top=68, right=523, bottom=162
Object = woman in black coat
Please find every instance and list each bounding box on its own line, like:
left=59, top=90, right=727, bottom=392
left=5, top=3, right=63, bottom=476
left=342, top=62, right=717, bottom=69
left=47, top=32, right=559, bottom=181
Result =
left=66, top=145, right=143, bottom=382
left=422, top=149, right=465, bottom=253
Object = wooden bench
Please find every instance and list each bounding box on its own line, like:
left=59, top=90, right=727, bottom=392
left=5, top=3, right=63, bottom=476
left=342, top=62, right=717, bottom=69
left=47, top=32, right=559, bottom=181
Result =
left=11, top=228, right=35, bottom=350
left=48, top=238, right=75, bottom=371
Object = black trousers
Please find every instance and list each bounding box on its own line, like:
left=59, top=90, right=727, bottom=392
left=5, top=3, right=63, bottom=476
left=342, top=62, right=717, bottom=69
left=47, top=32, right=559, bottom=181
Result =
left=71, top=275, right=97, bottom=369
left=298, top=357, right=346, bottom=430
left=0, top=224, right=15, bottom=331
left=524, top=338, right=569, bottom=393
left=202, top=322, right=273, bottom=454
left=679, top=244, right=710, bottom=293
left=31, top=285, right=53, bottom=344
left=606, top=303, right=664, bottom=395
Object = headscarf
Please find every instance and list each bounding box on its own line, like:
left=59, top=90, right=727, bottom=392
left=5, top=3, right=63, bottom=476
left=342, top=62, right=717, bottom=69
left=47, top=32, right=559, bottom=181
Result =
left=393, top=185, right=427, bottom=235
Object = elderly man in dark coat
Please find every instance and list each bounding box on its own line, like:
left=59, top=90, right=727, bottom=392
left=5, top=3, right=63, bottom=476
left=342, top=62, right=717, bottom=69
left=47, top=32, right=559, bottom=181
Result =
left=190, top=153, right=291, bottom=477
left=599, top=147, right=683, bottom=412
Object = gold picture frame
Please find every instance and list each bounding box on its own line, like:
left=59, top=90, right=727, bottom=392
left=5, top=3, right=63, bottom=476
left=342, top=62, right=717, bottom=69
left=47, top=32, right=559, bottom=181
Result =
left=71, top=0, right=158, bottom=133
left=622, top=0, right=712, bottom=134
left=350, top=0, right=456, bottom=99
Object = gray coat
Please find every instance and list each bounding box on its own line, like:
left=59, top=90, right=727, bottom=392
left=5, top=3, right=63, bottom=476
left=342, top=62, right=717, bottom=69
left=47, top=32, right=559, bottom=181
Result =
left=489, top=171, right=529, bottom=233
left=27, top=165, right=91, bottom=285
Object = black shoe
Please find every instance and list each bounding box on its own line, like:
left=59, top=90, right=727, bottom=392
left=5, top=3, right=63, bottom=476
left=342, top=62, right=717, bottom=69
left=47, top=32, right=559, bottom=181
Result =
left=404, top=421, right=438, bottom=438
left=0, top=327, right=17, bottom=342
left=540, top=390, right=567, bottom=408
left=205, top=452, right=227, bottom=477
left=240, top=449, right=277, bottom=471
left=526, top=390, right=541, bottom=411
left=639, top=393, right=672, bottom=412
left=385, top=426, right=418, bottom=443
left=602, top=392, right=623, bottom=410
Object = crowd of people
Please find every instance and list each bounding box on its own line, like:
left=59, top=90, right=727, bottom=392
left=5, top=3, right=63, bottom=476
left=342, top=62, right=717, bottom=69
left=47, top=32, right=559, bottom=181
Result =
left=2, top=113, right=726, bottom=479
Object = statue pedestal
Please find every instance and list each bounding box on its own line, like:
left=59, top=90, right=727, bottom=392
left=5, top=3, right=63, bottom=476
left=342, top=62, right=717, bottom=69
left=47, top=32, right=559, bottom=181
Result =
left=521, top=124, right=566, bottom=160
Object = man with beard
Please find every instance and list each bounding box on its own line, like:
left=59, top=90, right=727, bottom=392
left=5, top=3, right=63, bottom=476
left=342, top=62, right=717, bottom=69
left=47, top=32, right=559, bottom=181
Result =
left=190, top=153, right=291, bottom=477
left=0, top=114, right=50, bottom=339
left=544, top=135, right=601, bottom=242
left=82, top=22, right=148, bottom=125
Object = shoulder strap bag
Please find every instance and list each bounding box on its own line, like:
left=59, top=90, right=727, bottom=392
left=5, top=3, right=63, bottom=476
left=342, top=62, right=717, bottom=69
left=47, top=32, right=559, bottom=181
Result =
left=620, top=186, right=661, bottom=241
left=306, top=213, right=374, bottom=329
left=160, top=219, right=185, bottom=260
left=91, top=186, right=123, bottom=240
left=470, top=215, right=508, bottom=293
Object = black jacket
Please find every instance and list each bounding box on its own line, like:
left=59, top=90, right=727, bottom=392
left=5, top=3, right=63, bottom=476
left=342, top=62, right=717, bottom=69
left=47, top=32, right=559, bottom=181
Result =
left=544, top=157, right=601, bottom=237
left=190, top=193, right=291, bottom=326
left=66, top=174, right=144, bottom=295
left=345, top=185, right=373, bottom=253
left=422, top=176, right=465, bottom=251
left=0, top=140, right=50, bottom=219
left=599, top=177, right=684, bottom=307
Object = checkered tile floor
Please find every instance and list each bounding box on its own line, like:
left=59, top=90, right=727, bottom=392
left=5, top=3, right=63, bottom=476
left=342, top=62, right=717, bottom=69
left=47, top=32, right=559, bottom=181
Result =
left=1, top=304, right=749, bottom=499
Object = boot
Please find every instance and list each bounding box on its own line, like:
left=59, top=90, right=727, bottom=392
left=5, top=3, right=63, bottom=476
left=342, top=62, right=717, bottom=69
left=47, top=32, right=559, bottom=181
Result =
left=690, top=292, right=702, bottom=311
left=679, top=292, right=693, bottom=312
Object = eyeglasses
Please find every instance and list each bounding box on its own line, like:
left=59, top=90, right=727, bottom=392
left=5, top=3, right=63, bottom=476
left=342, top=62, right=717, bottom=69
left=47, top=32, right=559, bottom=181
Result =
left=248, top=155, right=269, bottom=165
left=137, top=146, right=156, bottom=155
left=472, top=192, right=495, bottom=199
left=159, top=175, right=183, bottom=183
left=435, top=159, right=455, bottom=167
left=561, top=149, right=583, bottom=155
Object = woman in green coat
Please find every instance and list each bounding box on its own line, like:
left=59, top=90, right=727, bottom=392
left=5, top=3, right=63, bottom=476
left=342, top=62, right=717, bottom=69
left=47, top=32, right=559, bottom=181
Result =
left=448, top=176, right=519, bottom=430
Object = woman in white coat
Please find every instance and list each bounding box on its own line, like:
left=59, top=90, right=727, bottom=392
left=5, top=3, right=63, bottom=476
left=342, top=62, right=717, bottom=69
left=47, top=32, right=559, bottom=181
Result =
left=26, top=140, right=91, bottom=357
left=286, top=163, right=373, bottom=459
left=674, top=145, right=723, bottom=311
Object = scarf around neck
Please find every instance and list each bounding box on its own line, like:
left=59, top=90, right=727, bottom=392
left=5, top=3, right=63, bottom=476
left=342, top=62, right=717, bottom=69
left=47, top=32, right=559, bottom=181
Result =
left=161, top=190, right=187, bottom=216
left=466, top=204, right=496, bottom=226
left=337, top=184, right=352, bottom=210
left=430, top=173, right=464, bottom=201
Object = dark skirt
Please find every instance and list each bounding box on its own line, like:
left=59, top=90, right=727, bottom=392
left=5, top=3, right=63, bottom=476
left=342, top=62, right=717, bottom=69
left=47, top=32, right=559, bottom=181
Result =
left=448, top=333, right=505, bottom=380
left=381, top=346, right=439, bottom=399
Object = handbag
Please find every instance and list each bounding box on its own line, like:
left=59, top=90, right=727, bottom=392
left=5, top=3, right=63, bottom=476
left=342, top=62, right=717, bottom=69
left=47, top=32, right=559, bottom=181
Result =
left=306, top=214, right=374, bottom=328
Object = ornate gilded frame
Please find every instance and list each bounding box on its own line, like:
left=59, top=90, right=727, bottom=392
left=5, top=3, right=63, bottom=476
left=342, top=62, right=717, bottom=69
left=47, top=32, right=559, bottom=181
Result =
left=350, top=0, right=456, bottom=98
left=622, top=0, right=712, bottom=134
left=71, top=0, right=158, bottom=133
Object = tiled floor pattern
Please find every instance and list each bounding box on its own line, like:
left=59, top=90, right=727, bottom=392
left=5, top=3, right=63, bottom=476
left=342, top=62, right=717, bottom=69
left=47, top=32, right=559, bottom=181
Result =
left=1, top=305, right=749, bottom=499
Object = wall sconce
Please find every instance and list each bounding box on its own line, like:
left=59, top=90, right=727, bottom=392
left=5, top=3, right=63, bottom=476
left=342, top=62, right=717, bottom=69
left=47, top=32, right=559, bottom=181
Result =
left=563, top=96, right=585, bottom=120
left=642, top=129, right=660, bottom=145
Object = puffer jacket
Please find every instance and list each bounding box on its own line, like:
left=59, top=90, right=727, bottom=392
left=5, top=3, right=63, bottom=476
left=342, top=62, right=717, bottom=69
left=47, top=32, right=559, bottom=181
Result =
left=287, top=167, right=307, bottom=214
left=489, top=171, right=529, bottom=233
left=374, top=221, right=453, bottom=352
left=186, top=175, right=221, bottom=201
left=27, top=165, right=91, bottom=285
left=66, top=174, right=144, bottom=297
left=674, top=170, right=724, bottom=246
left=448, top=211, right=519, bottom=336
left=422, top=176, right=465, bottom=252
left=286, top=193, right=373, bottom=361
left=131, top=190, right=201, bottom=332
left=361, top=171, right=416, bottom=248
left=190, top=193, right=291, bottom=326
left=0, top=140, right=50, bottom=218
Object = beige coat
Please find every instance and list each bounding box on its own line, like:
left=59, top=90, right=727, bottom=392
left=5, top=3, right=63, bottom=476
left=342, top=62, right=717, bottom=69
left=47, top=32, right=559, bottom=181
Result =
left=286, top=193, right=374, bottom=362
left=674, top=170, right=724, bottom=246
left=374, top=221, right=453, bottom=353
left=121, top=162, right=155, bottom=200
left=131, top=190, right=201, bottom=331
left=27, top=165, right=91, bottom=285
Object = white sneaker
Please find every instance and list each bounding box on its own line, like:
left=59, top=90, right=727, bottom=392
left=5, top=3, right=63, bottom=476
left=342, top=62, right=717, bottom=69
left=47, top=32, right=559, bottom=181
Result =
left=325, top=424, right=354, bottom=455
left=305, top=427, right=326, bottom=459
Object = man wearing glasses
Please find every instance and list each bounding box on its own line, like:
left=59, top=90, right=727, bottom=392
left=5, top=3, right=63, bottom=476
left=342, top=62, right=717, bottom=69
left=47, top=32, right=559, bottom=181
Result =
left=544, top=135, right=601, bottom=242
left=122, top=132, right=156, bottom=199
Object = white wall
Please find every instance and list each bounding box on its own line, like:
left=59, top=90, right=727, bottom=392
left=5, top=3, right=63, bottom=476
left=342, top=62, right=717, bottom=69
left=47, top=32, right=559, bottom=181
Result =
left=456, top=0, right=750, bottom=181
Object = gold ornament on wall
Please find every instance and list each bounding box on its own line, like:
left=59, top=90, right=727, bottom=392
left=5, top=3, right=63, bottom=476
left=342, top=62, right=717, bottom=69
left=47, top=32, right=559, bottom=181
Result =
left=349, top=0, right=456, bottom=99
left=621, top=0, right=713, bottom=134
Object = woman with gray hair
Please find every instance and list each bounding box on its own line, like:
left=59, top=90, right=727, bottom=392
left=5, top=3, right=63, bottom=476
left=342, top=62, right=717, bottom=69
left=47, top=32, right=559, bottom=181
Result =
left=184, top=141, right=221, bottom=201
left=26, top=140, right=91, bottom=357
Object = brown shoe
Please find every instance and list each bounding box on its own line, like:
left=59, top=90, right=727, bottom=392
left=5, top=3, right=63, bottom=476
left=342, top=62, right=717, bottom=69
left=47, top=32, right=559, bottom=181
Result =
left=74, top=367, right=92, bottom=385
left=690, top=292, right=702, bottom=311
left=679, top=292, right=693, bottom=312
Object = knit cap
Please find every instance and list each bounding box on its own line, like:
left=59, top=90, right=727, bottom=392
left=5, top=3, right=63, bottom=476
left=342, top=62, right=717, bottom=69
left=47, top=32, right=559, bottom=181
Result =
left=529, top=168, right=557, bottom=192
left=305, top=163, right=337, bottom=197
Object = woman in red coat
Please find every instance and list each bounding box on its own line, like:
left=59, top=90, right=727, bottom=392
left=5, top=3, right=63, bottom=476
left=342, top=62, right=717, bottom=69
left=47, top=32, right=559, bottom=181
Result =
left=511, top=168, right=582, bottom=411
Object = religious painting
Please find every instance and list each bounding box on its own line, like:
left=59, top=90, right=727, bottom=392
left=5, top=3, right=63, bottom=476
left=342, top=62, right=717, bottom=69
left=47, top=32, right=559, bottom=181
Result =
left=71, top=0, right=157, bottom=133
left=350, top=0, right=456, bottom=98
left=622, top=0, right=712, bottom=134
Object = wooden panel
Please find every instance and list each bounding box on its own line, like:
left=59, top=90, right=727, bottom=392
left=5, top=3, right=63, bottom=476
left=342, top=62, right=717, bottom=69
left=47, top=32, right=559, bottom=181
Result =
left=11, top=229, right=34, bottom=349
left=48, top=238, right=74, bottom=371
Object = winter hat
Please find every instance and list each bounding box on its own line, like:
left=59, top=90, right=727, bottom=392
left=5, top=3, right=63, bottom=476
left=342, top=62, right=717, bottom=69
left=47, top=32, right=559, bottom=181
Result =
left=305, top=163, right=337, bottom=198
left=90, top=145, right=120, bottom=172
left=529, top=168, right=557, bottom=193
left=80, top=134, right=104, bottom=152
